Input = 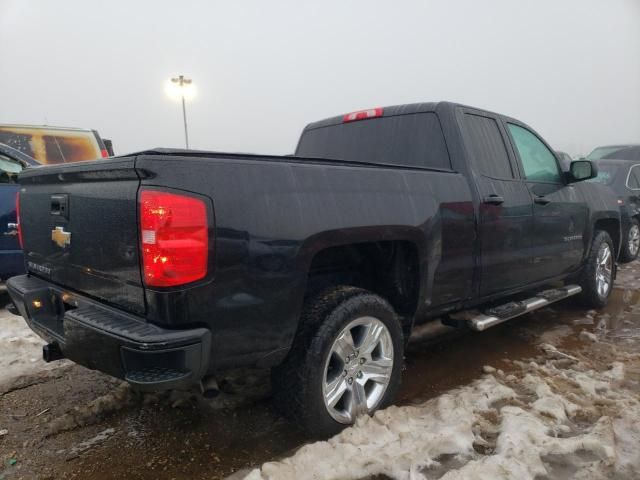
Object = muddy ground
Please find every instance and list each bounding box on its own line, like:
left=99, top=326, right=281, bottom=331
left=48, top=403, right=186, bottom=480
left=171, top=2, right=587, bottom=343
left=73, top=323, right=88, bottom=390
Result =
left=1, top=262, right=639, bottom=479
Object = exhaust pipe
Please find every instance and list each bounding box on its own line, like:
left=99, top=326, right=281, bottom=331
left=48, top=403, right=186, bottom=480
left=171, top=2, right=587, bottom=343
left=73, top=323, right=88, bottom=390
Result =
left=43, top=343, right=65, bottom=362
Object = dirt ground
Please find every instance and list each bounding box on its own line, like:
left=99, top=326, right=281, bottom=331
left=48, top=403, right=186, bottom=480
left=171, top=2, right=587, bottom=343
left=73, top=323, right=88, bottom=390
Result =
left=1, top=262, right=639, bottom=480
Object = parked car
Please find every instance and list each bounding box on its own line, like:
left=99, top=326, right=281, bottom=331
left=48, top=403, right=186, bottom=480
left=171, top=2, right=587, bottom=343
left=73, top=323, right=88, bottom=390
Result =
left=0, top=124, right=111, bottom=165
left=602, top=145, right=640, bottom=162
left=7, top=101, right=620, bottom=436
left=585, top=144, right=639, bottom=161
left=0, top=144, right=39, bottom=282
left=589, top=159, right=640, bottom=262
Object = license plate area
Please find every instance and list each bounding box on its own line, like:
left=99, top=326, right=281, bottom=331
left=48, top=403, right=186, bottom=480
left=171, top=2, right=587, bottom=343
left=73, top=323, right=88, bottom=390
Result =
left=23, top=288, right=78, bottom=339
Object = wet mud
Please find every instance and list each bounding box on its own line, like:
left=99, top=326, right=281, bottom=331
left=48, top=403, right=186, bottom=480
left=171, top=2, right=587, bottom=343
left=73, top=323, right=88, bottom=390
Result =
left=1, top=262, right=639, bottom=479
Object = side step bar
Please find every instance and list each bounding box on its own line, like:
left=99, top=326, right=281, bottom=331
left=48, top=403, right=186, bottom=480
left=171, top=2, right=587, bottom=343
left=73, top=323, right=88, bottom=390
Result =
left=448, top=285, right=582, bottom=332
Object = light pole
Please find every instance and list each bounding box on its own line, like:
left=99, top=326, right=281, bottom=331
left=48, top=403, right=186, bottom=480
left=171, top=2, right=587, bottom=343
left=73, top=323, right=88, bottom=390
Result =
left=170, top=75, right=193, bottom=149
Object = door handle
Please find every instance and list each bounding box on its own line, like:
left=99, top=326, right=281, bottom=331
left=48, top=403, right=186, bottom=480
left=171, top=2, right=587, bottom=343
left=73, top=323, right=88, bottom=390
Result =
left=483, top=195, right=504, bottom=205
left=4, top=222, right=18, bottom=236
left=534, top=196, right=551, bottom=205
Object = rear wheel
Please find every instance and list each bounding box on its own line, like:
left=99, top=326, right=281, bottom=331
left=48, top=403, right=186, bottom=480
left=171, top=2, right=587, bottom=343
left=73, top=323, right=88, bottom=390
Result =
left=272, top=286, right=404, bottom=437
left=576, top=230, right=615, bottom=308
left=619, top=219, right=640, bottom=263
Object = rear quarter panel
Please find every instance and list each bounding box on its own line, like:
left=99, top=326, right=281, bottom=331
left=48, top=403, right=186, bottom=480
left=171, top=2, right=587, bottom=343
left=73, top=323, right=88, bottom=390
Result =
left=136, top=155, right=475, bottom=370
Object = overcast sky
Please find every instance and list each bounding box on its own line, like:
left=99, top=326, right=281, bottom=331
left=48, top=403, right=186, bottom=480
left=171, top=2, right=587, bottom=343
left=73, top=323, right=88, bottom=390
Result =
left=1, top=0, right=638, bottom=157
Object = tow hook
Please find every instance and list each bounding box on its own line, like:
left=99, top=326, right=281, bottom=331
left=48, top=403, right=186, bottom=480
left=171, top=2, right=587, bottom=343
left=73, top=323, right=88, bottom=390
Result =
left=43, top=343, right=65, bottom=362
left=200, top=375, right=220, bottom=399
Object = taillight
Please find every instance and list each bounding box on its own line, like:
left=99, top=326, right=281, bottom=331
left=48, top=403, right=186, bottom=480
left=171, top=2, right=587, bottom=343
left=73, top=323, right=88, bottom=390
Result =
left=100, top=149, right=109, bottom=158
left=16, top=192, right=23, bottom=249
left=343, top=107, right=383, bottom=123
left=139, top=189, right=209, bottom=287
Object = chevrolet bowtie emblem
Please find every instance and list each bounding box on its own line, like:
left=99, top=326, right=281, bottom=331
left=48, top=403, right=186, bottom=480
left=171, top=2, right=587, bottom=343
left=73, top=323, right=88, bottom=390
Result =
left=51, top=226, right=71, bottom=248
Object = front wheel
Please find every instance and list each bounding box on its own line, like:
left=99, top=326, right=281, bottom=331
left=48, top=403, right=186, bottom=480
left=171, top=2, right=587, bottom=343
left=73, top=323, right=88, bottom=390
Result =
left=619, top=219, right=640, bottom=263
left=576, top=230, right=615, bottom=308
left=272, top=286, right=404, bottom=437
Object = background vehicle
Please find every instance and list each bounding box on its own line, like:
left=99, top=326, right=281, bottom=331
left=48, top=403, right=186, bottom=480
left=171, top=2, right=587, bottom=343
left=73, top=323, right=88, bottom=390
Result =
left=603, top=145, right=640, bottom=162
left=589, top=159, right=640, bottom=262
left=0, top=143, right=39, bottom=282
left=0, top=124, right=111, bottom=165
left=7, top=101, right=620, bottom=436
left=585, top=144, right=639, bottom=161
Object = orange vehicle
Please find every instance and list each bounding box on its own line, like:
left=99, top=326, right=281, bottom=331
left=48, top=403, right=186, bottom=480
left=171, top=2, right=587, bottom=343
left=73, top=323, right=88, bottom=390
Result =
left=0, top=124, right=113, bottom=164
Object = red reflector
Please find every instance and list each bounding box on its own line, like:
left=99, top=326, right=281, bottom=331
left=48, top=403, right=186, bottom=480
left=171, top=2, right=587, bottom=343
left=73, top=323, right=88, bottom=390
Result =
left=343, top=107, right=383, bottom=123
left=139, top=190, right=209, bottom=287
left=100, top=149, right=109, bottom=158
left=16, top=192, right=23, bottom=249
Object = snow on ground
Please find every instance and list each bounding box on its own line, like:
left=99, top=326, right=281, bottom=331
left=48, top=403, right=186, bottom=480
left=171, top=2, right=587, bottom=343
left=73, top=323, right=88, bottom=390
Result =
left=245, top=346, right=640, bottom=480
left=0, top=305, right=66, bottom=384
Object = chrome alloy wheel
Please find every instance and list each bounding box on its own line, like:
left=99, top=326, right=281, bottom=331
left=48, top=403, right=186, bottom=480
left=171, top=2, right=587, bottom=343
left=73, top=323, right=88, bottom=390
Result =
left=628, top=225, right=640, bottom=257
left=596, top=242, right=613, bottom=297
left=322, top=316, right=394, bottom=424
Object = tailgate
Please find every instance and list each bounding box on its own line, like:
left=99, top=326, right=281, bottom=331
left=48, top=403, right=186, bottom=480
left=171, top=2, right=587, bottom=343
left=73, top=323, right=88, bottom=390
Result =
left=18, top=157, right=145, bottom=314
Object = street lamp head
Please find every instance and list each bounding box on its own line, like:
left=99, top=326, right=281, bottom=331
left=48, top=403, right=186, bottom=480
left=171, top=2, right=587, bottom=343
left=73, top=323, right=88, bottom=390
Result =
left=165, top=75, right=196, bottom=101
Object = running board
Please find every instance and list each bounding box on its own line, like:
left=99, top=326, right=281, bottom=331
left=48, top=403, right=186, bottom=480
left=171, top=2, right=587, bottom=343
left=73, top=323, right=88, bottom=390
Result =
left=448, top=285, right=582, bottom=332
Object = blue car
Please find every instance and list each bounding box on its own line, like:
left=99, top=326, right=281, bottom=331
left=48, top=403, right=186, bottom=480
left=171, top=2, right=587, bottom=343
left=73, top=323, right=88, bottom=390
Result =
left=0, top=143, right=39, bottom=282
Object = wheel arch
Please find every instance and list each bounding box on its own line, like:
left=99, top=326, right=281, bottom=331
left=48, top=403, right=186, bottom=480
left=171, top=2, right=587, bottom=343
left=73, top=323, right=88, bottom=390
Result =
left=296, top=226, right=427, bottom=338
left=593, top=217, right=621, bottom=257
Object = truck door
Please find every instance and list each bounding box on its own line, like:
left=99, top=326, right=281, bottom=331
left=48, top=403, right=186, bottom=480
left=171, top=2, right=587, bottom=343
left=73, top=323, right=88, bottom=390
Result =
left=505, top=122, right=588, bottom=279
left=0, top=154, right=24, bottom=279
left=460, top=112, right=534, bottom=296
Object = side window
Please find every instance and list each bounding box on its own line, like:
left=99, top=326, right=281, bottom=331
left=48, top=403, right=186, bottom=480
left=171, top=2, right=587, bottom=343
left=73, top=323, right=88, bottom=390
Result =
left=507, top=124, right=562, bottom=183
left=43, top=134, right=100, bottom=164
left=462, top=114, right=514, bottom=179
left=0, top=130, right=35, bottom=158
left=0, top=154, right=24, bottom=184
left=627, top=165, right=640, bottom=190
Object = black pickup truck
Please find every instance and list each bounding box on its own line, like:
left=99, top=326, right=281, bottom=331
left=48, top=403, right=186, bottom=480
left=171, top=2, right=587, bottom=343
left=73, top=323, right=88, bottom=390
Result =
left=7, top=102, right=620, bottom=436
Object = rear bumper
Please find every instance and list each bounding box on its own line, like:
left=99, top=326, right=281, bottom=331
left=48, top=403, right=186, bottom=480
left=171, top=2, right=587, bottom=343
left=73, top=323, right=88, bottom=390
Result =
left=6, top=274, right=211, bottom=391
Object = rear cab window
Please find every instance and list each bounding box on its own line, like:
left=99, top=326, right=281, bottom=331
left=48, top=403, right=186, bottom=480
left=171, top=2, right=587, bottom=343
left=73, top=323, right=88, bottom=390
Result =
left=461, top=114, right=514, bottom=179
left=295, top=112, right=451, bottom=170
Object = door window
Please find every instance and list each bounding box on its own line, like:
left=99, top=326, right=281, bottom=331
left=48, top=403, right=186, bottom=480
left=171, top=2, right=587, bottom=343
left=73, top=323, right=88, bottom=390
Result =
left=0, top=154, right=23, bottom=183
left=508, top=124, right=561, bottom=183
left=462, top=114, right=514, bottom=179
left=627, top=165, right=640, bottom=190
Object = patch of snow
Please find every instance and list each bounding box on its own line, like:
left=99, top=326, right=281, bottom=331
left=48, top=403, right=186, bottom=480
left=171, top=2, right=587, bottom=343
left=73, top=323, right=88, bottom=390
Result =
left=580, top=330, right=599, bottom=342
left=245, top=355, right=640, bottom=480
left=0, top=307, right=67, bottom=385
left=67, top=428, right=116, bottom=458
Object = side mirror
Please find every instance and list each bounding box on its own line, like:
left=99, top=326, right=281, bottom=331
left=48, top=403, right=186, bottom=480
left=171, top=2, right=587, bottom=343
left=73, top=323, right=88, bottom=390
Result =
left=568, top=160, right=597, bottom=183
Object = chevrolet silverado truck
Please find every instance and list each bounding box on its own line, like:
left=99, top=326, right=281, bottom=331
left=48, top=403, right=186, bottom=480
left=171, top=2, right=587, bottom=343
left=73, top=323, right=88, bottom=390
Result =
left=7, top=102, right=620, bottom=436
